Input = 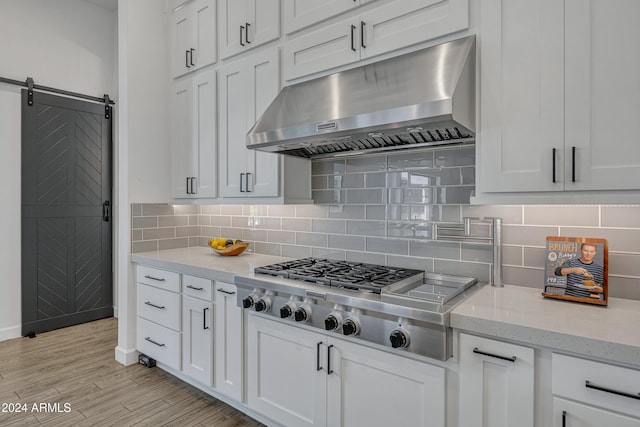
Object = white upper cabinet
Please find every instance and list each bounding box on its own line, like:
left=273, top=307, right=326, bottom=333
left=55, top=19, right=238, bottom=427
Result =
left=283, top=0, right=364, bottom=34
left=219, top=0, right=280, bottom=59
left=170, top=0, right=217, bottom=78
left=171, top=68, right=217, bottom=199
left=218, top=48, right=280, bottom=198
left=478, top=0, right=640, bottom=196
left=564, top=0, right=640, bottom=191
left=284, top=0, right=469, bottom=81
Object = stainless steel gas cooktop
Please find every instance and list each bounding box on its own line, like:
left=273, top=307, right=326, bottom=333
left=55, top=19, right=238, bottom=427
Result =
left=235, top=257, right=480, bottom=360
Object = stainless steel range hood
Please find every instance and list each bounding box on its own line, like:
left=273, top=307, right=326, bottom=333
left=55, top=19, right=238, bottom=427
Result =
left=246, top=36, right=475, bottom=159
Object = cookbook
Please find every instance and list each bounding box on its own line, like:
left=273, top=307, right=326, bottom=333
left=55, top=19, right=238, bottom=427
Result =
left=542, top=236, right=608, bottom=306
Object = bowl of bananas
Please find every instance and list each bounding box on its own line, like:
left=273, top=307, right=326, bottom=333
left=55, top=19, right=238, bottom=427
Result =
left=208, top=237, right=249, bottom=256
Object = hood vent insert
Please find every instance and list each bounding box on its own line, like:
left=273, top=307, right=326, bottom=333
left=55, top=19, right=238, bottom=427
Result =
left=247, top=36, right=476, bottom=159
left=278, top=126, right=473, bottom=159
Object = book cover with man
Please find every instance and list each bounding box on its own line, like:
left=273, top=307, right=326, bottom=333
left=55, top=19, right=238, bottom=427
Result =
left=542, top=236, right=608, bottom=306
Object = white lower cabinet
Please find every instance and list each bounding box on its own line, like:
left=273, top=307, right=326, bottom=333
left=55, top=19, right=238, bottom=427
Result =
left=551, top=353, right=640, bottom=426
left=247, top=314, right=445, bottom=427
left=181, top=295, right=214, bottom=386
left=458, top=333, right=535, bottom=427
left=214, top=282, right=243, bottom=402
left=135, top=265, right=182, bottom=371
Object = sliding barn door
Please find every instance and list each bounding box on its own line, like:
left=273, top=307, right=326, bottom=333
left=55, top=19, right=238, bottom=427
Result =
left=21, top=90, right=113, bottom=336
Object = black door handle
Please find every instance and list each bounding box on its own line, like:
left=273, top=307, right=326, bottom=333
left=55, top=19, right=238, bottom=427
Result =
left=245, top=172, right=251, bottom=192
left=190, top=48, right=195, bottom=66
left=571, top=146, right=576, bottom=182
left=203, top=307, right=210, bottom=330
left=327, top=344, right=334, bottom=374
left=240, top=173, right=245, bottom=192
left=240, top=25, right=245, bottom=46
left=246, top=23, right=251, bottom=44
left=350, top=25, right=356, bottom=52
left=316, top=341, right=323, bottom=371
left=552, top=148, right=557, bottom=183
left=103, top=201, right=110, bottom=222
left=185, top=50, right=191, bottom=68
left=360, top=21, right=366, bottom=48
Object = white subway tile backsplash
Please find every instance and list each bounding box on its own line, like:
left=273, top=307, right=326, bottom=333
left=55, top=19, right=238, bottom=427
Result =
left=387, top=151, right=433, bottom=169
left=601, top=206, right=640, bottom=228
left=365, top=237, right=408, bottom=255
left=282, top=218, right=312, bottom=232
left=129, top=145, right=640, bottom=301
left=346, top=220, right=386, bottom=236
left=346, top=251, right=386, bottom=265
left=524, top=205, right=599, bottom=227
left=328, top=234, right=365, bottom=251
left=346, top=188, right=385, bottom=204
left=296, top=232, right=328, bottom=247
left=346, top=155, right=387, bottom=172
left=312, top=219, right=346, bottom=234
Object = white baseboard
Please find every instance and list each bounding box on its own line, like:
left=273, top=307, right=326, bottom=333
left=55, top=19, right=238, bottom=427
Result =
left=115, top=346, right=139, bottom=366
left=0, top=325, right=21, bottom=342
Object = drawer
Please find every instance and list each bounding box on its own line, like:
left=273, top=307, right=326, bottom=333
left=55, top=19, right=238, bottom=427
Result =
left=136, top=265, right=180, bottom=293
left=137, top=317, right=181, bottom=371
left=552, top=353, right=640, bottom=418
left=137, top=283, right=181, bottom=331
left=182, top=275, right=213, bottom=301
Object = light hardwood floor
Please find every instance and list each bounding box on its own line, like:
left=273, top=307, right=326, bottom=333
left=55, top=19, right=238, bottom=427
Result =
left=0, top=318, right=264, bottom=427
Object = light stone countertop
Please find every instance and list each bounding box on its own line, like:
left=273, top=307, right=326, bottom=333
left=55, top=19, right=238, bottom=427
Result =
left=131, top=247, right=291, bottom=284
left=451, top=284, right=640, bottom=367
left=131, top=247, right=640, bottom=367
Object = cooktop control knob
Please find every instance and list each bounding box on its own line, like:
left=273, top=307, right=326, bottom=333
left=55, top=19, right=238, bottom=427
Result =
left=280, top=303, right=294, bottom=319
left=389, top=329, right=410, bottom=348
left=294, top=306, right=310, bottom=322
left=242, top=295, right=255, bottom=309
left=342, top=318, right=360, bottom=336
left=324, top=314, right=341, bottom=331
left=254, top=297, right=271, bottom=313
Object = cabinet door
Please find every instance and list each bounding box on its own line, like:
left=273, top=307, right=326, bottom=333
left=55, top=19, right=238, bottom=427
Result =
left=478, top=0, right=565, bottom=192
left=247, top=0, right=280, bottom=49
left=170, top=0, right=216, bottom=78
left=214, top=282, right=243, bottom=402
left=192, top=69, right=217, bottom=197
left=191, top=0, right=216, bottom=72
left=219, top=0, right=248, bottom=59
left=283, top=0, right=360, bottom=34
left=326, top=337, right=445, bottom=427
left=361, top=0, right=469, bottom=60
left=283, top=17, right=361, bottom=81
left=459, top=333, right=535, bottom=427
left=246, top=48, right=280, bottom=197
left=171, top=78, right=194, bottom=198
left=218, top=58, right=249, bottom=197
left=171, top=69, right=216, bottom=199
left=247, top=315, right=327, bottom=427
left=553, top=397, right=640, bottom=427
left=182, top=296, right=214, bottom=386
left=564, top=0, right=640, bottom=191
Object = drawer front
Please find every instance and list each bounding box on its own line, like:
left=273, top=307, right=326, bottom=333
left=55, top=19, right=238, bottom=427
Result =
left=553, top=397, right=640, bottom=427
left=137, top=317, right=181, bottom=371
left=136, top=265, right=180, bottom=293
left=553, top=353, right=640, bottom=418
left=182, top=275, right=213, bottom=301
left=137, top=283, right=181, bottom=331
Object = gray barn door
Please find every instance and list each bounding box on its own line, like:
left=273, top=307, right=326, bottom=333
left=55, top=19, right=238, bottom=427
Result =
left=21, top=89, right=113, bottom=336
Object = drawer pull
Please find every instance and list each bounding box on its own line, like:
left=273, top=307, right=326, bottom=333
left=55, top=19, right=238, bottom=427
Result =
left=144, top=275, right=166, bottom=282
left=585, top=380, right=640, bottom=400
left=186, top=285, right=204, bottom=291
left=562, top=410, right=566, bottom=427
left=217, top=288, right=236, bottom=295
left=145, top=301, right=166, bottom=310
left=145, top=337, right=165, bottom=347
left=473, top=347, right=517, bottom=362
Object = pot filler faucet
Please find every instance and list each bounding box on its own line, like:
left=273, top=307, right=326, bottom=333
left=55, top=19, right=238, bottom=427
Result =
left=432, top=217, right=503, bottom=287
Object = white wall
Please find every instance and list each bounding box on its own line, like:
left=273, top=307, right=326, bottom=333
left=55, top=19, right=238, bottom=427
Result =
left=0, top=0, right=117, bottom=340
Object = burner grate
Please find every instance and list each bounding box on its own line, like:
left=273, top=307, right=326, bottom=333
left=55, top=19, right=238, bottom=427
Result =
left=255, top=257, right=424, bottom=294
